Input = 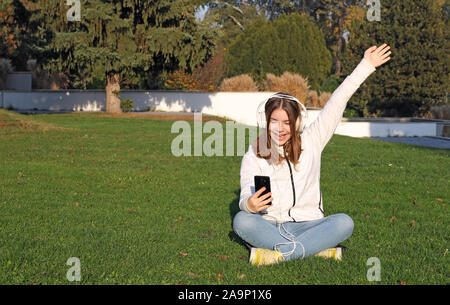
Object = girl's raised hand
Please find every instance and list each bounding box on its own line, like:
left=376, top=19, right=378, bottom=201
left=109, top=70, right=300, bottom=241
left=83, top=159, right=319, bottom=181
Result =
left=364, top=43, right=392, bottom=68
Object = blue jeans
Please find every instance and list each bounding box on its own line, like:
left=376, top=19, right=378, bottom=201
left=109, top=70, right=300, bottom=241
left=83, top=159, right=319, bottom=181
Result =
left=232, top=211, right=354, bottom=261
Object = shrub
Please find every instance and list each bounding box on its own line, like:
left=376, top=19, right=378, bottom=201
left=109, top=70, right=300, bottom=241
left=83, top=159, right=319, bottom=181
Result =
left=120, top=98, right=134, bottom=112
left=305, top=90, right=332, bottom=109
left=426, top=105, right=450, bottom=120
left=265, top=72, right=310, bottom=104
left=218, top=74, right=258, bottom=92
left=319, top=92, right=332, bottom=108
left=225, top=13, right=332, bottom=91
left=163, top=70, right=199, bottom=91
left=343, top=107, right=361, bottom=118
left=191, top=49, right=225, bottom=92
left=306, top=90, right=319, bottom=108
left=320, top=75, right=342, bottom=93
left=0, top=58, right=14, bottom=89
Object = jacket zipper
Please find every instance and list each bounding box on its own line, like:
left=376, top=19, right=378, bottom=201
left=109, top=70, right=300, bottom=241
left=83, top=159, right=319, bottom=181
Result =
left=286, top=159, right=296, bottom=221
left=286, top=159, right=325, bottom=220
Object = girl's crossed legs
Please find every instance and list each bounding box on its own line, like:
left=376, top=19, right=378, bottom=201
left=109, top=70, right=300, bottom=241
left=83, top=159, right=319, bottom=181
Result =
left=232, top=211, right=354, bottom=261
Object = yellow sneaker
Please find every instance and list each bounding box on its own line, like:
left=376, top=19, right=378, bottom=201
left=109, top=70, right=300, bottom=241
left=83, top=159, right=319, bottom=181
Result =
left=315, top=247, right=343, bottom=260
left=249, top=248, right=284, bottom=266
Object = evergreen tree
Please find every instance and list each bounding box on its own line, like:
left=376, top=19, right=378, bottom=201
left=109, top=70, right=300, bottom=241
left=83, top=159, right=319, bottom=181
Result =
left=214, top=1, right=368, bottom=79
left=224, top=12, right=332, bottom=91
left=0, top=0, right=46, bottom=70
left=342, top=0, right=449, bottom=117
left=30, top=0, right=216, bottom=113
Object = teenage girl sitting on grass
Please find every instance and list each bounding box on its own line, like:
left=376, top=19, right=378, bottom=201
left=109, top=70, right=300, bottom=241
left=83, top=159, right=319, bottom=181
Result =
left=233, top=44, right=392, bottom=266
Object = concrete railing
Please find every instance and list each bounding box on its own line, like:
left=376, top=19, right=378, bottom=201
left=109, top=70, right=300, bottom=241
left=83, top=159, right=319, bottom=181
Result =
left=1, top=90, right=448, bottom=138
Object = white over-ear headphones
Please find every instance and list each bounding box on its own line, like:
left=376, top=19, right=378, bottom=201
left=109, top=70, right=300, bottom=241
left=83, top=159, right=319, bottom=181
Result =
left=256, top=92, right=308, bottom=132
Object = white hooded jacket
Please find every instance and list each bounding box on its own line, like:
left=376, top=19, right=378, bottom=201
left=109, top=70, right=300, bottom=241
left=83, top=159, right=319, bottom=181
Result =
left=239, top=58, right=376, bottom=223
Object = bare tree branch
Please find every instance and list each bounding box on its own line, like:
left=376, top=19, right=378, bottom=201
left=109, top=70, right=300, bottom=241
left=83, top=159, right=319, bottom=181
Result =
left=213, top=0, right=244, bottom=15
left=228, top=14, right=244, bottom=30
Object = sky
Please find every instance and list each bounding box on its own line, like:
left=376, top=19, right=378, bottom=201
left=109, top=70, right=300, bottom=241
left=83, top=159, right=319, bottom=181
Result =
left=195, top=5, right=208, bottom=21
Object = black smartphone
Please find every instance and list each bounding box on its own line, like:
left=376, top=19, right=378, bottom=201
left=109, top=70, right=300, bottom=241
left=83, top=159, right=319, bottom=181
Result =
left=254, top=175, right=272, bottom=205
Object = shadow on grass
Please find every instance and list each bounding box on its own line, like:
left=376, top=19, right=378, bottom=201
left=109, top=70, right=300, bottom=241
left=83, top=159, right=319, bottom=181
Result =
left=228, top=189, right=247, bottom=249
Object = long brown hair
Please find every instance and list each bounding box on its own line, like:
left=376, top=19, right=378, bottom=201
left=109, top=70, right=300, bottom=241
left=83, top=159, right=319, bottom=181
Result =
left=254, top=92, right=303, bottom=166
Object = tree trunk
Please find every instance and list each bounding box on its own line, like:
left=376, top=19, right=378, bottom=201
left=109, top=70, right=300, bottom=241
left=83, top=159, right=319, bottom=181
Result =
left=335, top=37, right=342, bottom=77
left=105, top=72, right=122, bottom=113
left=335, top=13, right=345, bottom=78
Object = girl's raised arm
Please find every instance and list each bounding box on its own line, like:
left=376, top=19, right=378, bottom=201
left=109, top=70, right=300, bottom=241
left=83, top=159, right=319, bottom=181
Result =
left=302, top=44, right=392, bottom=152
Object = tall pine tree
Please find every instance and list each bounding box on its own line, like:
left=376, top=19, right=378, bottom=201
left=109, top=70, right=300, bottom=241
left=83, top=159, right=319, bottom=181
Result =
left=342, top=0, right=449, bottom=117
left=33, top=0, right=216, bottom=113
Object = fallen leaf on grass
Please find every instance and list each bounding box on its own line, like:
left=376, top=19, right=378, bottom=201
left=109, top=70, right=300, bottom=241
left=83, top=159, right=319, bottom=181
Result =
left=218, top=255, right=229, bottom=260
left=390, top=216, right=396, bottom=226
left=216, top=272, right=223, bottom=279
left=187, top=272, right=197, bottom=278
left=74, top=202, right=79, bottom=207
left=435, top=198, right=443, bottom=202
left=178, top=252, right=188, bottom=258
left=399, top=281, right=407, bottom=285
left=201, top=229, right=213, bottom=238
left=409, top=220, right=416, bottom=227
left=238, top=274, right=245, bottom=280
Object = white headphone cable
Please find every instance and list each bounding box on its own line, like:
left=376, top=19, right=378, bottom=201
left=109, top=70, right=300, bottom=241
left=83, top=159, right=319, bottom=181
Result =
left=263, top=161, right=306, bottom=260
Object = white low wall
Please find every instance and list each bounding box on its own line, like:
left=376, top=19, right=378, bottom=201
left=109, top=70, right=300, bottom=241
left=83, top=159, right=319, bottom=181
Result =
left=1, top=90, right=448, bottom=138
left=337, top=119, right=440, bottom=137
left=0, top=90, right=312, bottom=127
left=1, top=90, right=106, bottom=112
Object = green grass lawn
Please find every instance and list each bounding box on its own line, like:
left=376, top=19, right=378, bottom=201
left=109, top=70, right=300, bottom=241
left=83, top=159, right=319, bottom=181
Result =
left=0, top=109, right=448, bottom=285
